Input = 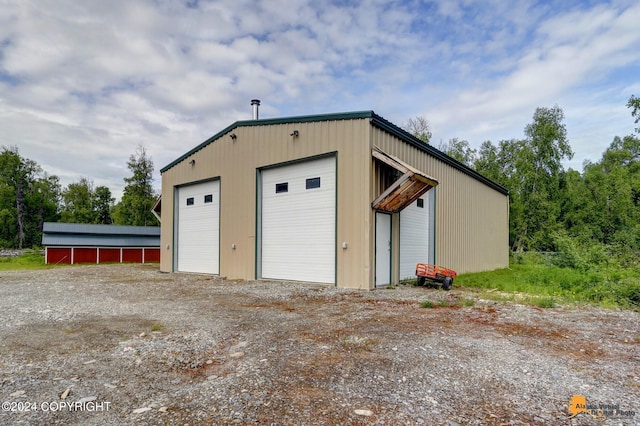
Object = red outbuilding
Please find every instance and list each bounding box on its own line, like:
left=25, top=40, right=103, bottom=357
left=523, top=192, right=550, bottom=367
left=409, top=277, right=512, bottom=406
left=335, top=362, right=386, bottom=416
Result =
left=42, top=222, right=160, bottom=265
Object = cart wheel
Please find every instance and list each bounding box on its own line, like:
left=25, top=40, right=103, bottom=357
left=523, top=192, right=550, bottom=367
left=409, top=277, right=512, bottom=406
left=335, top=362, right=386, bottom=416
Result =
left=442, top=277, right=453, bottom=291
left=417, top=277, right=426, bottom=286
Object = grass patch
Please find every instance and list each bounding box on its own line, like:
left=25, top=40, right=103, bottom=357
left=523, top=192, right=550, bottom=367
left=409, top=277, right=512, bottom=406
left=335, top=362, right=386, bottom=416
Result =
left=420, top=300, right=435, bottom=309
left=150, top=323, right=164, bottom=332
left=400, top=278, right=419, bottom=286
left=0, top=250, right=55, bottom=271
left=456, top=253, right=640, bottom=310
left=524, top=296, right=556, bottom=309
left=461, top=298, right=475, bottom=307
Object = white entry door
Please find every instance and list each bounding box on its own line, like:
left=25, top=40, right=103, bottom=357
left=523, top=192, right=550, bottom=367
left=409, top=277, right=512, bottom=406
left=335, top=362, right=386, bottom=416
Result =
left=375, top=212, right=391, bottom=287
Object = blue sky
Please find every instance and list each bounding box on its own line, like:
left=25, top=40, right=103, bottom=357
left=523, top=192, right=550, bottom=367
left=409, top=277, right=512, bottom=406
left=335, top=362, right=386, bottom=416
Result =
left=1, top=0, right=639, bottom=199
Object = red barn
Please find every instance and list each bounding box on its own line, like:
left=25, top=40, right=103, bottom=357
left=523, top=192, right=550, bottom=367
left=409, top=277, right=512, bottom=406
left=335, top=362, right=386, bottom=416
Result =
left=42, top=222, right=160, bottom=265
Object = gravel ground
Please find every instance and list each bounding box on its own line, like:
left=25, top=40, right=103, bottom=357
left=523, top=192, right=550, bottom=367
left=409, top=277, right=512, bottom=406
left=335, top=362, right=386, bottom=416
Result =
left=0, top=264, right=638, bottom=426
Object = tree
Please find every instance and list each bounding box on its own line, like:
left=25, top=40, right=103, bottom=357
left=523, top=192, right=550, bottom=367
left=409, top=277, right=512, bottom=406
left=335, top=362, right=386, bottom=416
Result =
left=0, top=146, right=42, bottom=248
left=403, top=116, right=432, bottom=143
left=94, top=186, right=114, bottom=224
left=61, top=178, right=96, bottom=223
left=441, top=138, right=477, bottom=166
left=28, top=174, right=61, bottom=242
left=628, top=95, right=640, bottom=133
left=0, top=146, right=59, bottom=248
left=511, top=106, right=573, bottom=251
left=113, top=144, right=157, bottom=226
left=474, top=141, right=501, bottom=182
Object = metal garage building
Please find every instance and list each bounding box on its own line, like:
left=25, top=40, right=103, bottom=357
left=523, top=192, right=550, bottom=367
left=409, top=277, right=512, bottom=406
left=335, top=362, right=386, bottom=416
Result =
left=159, top=106, right=508, bottom=289
left=42, top=222, right=160, bottom=265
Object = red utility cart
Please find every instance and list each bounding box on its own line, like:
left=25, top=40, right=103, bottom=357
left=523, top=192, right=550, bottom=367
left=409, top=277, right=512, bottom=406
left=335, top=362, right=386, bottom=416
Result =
left=415, top=263, right=457, bottom=291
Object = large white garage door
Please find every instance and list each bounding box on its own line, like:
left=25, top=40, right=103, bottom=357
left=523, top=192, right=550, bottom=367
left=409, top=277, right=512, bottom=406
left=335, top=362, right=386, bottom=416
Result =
left=177, top=180, right=220, bottom=274
left=261, top=157, right=336, bottom=283
left=400, top=190, right=434, bottom=279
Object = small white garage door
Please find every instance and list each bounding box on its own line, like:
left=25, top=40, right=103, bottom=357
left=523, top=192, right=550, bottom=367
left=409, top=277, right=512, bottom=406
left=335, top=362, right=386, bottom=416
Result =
left=261, top=156, right=336, bottom=283
left=177, top=180, right=220, bottom=274
left=400, top=190, right=434, bottom=280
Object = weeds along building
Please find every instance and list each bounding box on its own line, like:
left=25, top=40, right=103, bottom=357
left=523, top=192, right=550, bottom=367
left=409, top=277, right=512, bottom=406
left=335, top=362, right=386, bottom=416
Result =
left=159, top=104, right=509, bottom=289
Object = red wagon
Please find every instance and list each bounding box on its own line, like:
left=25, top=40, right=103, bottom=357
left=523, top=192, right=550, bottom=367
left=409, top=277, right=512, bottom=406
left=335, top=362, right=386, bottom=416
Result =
left=415, top=263, right=457, bottom=291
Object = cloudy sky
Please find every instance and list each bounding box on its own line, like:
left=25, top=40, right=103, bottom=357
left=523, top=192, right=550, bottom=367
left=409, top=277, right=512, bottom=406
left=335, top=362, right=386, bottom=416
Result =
left=1, top=0, right=639, bottom=199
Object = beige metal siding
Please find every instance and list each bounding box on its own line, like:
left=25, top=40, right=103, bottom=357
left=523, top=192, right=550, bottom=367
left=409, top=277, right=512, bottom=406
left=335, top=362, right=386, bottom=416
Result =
left=370, top=127, right=508, bottom=277
left=161, top=118, right=373, bottom=289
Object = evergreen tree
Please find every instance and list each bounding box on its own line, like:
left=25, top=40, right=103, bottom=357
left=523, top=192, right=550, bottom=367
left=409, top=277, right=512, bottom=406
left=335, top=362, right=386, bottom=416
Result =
left=113, top=144, right=157, bottom=226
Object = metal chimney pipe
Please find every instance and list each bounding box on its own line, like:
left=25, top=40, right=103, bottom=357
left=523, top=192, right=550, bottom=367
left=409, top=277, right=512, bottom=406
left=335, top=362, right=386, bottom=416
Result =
left=251, top=99, right=260, bottom=120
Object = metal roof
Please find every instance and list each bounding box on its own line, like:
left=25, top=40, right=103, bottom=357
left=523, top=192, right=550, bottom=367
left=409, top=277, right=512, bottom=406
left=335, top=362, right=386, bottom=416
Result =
left=42, top=223, right=160, bottom=247
left=159, top=110, right=508, bottom=196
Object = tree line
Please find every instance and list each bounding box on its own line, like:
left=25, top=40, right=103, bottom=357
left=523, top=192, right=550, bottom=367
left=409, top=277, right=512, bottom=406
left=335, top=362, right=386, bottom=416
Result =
left=406, top=95, right=640, bottom=260
left=3, top=97, right=639, bottom=258
left=0, top=144, right=157, bottom=249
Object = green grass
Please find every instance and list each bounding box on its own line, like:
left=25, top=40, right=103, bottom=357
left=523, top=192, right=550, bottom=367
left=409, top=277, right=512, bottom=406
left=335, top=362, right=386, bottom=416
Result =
left=0, top=251, right=55, bottom=270
left=150, top=323, right=165, bottom=332
left=420, top=300, right=435, bottom=309
left=455, top=255, right=640, bottom=310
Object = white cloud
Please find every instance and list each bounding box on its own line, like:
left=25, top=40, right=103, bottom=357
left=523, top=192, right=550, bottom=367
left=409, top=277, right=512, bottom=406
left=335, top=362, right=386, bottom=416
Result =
left=424, top=0, right=640, bottom=153
left=0, top=0, right=638, bottom=203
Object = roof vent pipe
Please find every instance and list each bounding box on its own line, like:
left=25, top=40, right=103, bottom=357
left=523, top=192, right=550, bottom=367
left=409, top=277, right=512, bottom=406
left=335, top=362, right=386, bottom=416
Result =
left=251, top=99, right=260, bottom=120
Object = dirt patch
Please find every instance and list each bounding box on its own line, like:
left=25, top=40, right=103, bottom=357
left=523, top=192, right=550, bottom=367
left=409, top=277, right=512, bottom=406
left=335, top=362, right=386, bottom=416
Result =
left=0, top=265, right=638, bottom=425
left=2, top=316, right=159, bottom=360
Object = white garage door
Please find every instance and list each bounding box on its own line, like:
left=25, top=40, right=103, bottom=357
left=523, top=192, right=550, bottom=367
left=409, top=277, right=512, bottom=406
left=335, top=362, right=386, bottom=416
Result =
left=400, top=190, right=434, bottom=280
left=261, top=157, right=336, bottom=283
left=177, top=180, right=220, bottom=274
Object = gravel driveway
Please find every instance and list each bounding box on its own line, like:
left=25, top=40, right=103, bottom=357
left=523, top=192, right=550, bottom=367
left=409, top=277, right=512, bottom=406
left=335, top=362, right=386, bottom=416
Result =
left=0, top=264, right=638, bottom=425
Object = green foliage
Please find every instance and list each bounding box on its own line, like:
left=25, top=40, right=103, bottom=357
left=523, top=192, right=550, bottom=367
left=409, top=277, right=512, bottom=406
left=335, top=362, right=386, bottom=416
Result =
left=420, top=300, right=434, bottom=309
left=0, top=147, right=60, bottom=248
left=524, top=296, right=556, bottom=309
left=628, top=94, right=640, bottom=133
left=403, top=116, right=432, bottom=143
left=113, top=144, right=157, bottom=226
left=457, top=252, right=640, bottom=310
left=61, top=177, right=96, bottom=223
left=94, top=186, right=115, bottom=224
left=461, top=298, right=475, bottom=307
left=469, top=101, right=640, bottom=256
left=0, top=251, right=54, bottom=270
left=550, top=232, right=610, bottom=271
left=441, top=137, right=477, bottom=166
left=60, top=178, right=114, bottom=224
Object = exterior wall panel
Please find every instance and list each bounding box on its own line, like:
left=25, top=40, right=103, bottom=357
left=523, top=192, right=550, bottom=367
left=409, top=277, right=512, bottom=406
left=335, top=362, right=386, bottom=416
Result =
left=74, top=248, right=97, bottom=264
left=143, top=248, right=160, bottom=263
left=122, top=248, right=143, bottom=263
left=99, top=248, right=121, bottom=263
left=46, top=248, right=71, bottom=265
